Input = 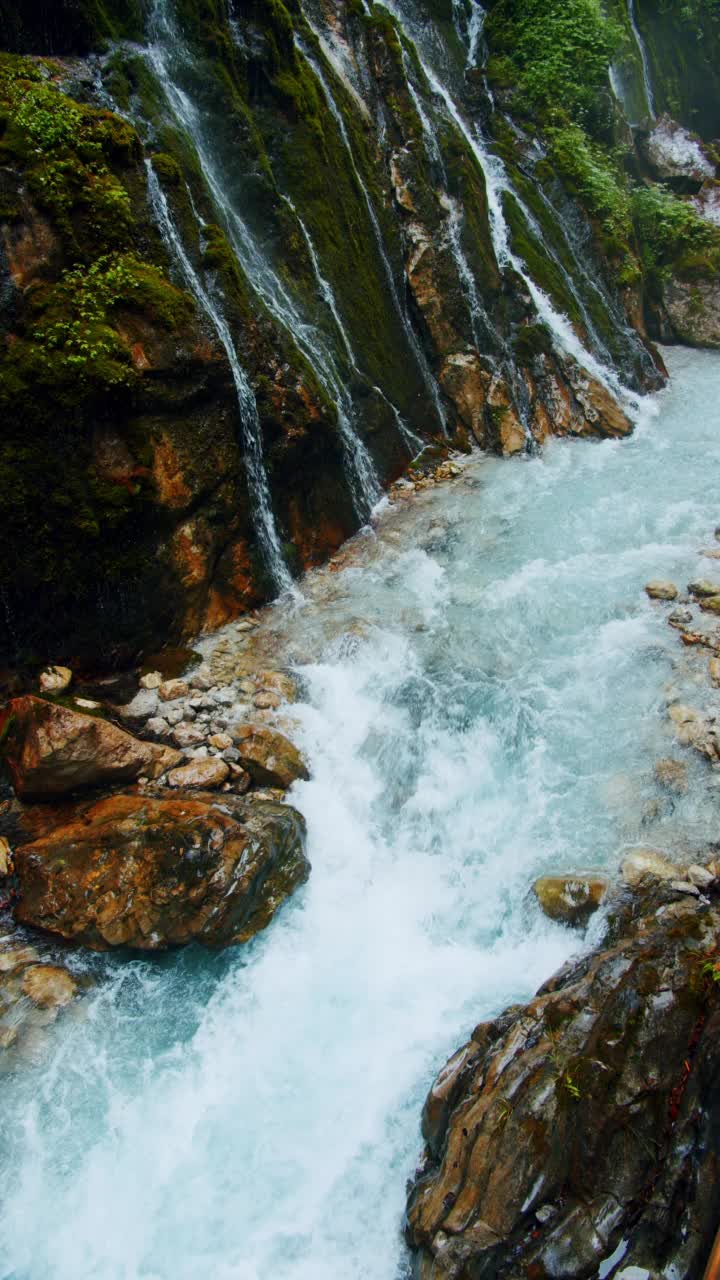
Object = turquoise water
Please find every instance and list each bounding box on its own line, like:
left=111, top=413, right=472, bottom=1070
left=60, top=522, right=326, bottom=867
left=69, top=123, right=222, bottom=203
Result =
left=1, top=347, right=719, bottom=1280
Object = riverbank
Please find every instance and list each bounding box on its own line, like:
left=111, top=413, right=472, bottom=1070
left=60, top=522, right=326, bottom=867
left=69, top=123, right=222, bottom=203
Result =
left=0, top=347, right=719, bottom=1278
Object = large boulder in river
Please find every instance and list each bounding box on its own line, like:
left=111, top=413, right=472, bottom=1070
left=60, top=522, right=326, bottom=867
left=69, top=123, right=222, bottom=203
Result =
left=13, top=792, right=308, bottom=950
left=0, top=696, right=181, bottom=800
left=406, top=884, right=720, bottom=1279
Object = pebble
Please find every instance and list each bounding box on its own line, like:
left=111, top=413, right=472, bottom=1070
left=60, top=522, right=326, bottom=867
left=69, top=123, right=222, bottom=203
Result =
left=172, top=722, right=206, bottom=749
left=39, top=665, right=73, bottom=694
left=165, top=707, right=185, bottom=726
left=189, top=670, right=213, bottom=691
left=145, top=717, right=171, bottom=737
left=688, top=864, right=715, bottom=887
left=0, top=837, right=13, bottom=877
left=208, top=733, right=233, bottom=750
left=159, top=679, right=189, bottom=702
left=254, top=690, right=282, bottom=710
left=140, top=671, right=162, bottom=690
left=668, top=608, right=693, bottom=627
left=688, top=579, right=720, bottom=598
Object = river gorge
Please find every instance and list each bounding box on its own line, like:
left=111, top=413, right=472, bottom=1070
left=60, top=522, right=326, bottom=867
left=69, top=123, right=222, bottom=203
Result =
left=1, top=1, right=720, bottom=1277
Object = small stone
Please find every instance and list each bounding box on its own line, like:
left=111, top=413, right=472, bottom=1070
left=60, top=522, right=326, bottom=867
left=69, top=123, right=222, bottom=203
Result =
left=645, top=580, right=678, bottom=601
left=250, top=787, right=287, bottom=802
left=256, top=671, right=298, bottom=702
left=254, top=690, right=282, bottom=710
left=208, top=732, right=233, bottom=750
left=189, top=669, right=213, bottom=691
left=622, top=847, right=681, bottom=886
left=172, top=722, right=206, bottom=749
left=119, top=689, right=159, bottom=720
left=668, top=608, right=693, bottom=627
left=654, top=758, right=688, bottom=794
left=709, top=657, right=720, bottom=686
left=74, top=697, right=101, bottom=710
left=0, top=944, right=40, bottom=972
left=145, top=717, right=171, bottom=737
left=140, top=671, right=163, bottom=690
left=235, top=620, right=254, bottom=632
left=688, top=579, right=720, bottom=598
left=189, top=746, right=209, bottom=761
left=215, top=687, right=236, bottom=706
left=22, top=964, right=77, bottom=1008
left=165, top=707, right=185, bottom=726
left=159, top=679, right=190, bottom=702
left=167, top=759, right=230, bottom=790
left=223, top=746, right=241, bottom=763
left=699, top=548, right=720, bottom=559
left=0, top=836, right=13, bottom=877
left=535, top=1205, right=557, bottom=1225
left=39, top=665, right=72, bottom=694
left=687, top=864, right=715, bottom=887
left=236, top=679, right=256, bottom=697
left=669, top=880, right=700, bottom=896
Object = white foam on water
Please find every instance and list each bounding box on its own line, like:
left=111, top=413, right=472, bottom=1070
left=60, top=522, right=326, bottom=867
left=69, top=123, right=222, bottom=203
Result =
left=1, top=349, right=720, bottom=1279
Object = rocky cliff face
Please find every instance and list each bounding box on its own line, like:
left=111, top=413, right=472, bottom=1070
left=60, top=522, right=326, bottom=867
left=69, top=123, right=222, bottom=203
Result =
left=0, top=0, right=718, bottom=672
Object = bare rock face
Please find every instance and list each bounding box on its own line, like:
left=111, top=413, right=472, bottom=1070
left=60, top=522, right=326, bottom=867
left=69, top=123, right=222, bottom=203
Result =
left=13, top=792, right=309, bottom=950
left=406, top=887, right=720, bottom=1280
left=228, top=723, right=309, bottom=790
left=0, top=696, right=181, bottom=800
left=661, top=276, right=720, bottom=349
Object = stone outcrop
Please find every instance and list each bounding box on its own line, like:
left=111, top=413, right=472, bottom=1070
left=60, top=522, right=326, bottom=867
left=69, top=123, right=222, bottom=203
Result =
left=661, top=276, right=720, bottom=349
left=13, top=792, right=309, bottom=950
left=0, top=696, right=181, bottom=800
left=406, top=881, right=720, bottom=1280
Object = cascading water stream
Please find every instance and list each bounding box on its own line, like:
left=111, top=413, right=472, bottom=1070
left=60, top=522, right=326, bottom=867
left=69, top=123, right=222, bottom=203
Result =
left=295, top=36, right=450, bottom=437
left=2, top=350, right=720, bottom=1280
left=384, top=0, right=641, bottom=414
left=146, top=0, right=381, bottom=519
left=628, top=0, right=657, bottom=119
left=145, top=160, right=293, bottom=594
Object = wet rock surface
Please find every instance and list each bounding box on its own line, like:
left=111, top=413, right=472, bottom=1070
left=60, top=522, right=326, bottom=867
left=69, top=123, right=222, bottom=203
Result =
left=0, top=696, right=181, bottom=800
left=406, top=882, right=720, bottom=1280
left=12, top=792, right=309, bottom=951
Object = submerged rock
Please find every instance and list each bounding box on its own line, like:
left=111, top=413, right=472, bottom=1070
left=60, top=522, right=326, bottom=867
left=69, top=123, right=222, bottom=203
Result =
left=38, top=666, right=72, bottom=694
left=533, top=873, right=608, bottom=926
left=13, top=792, right=308, bottom=950
left=406, top=886, right=720, bottom=1280
left=0, top=696, right=181, bottom=800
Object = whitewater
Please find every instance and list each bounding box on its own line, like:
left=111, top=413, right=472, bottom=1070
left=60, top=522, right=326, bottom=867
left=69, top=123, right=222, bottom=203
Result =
left=1, top=347, right=720, bottom=1279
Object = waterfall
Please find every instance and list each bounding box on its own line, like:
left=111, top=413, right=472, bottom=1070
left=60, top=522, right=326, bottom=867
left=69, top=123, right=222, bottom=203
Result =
left=628, top=0, right=656, bottom=119
left=384, top=0, right=638, bottom=411
left=145, top=161, right=294, bottom=594
left=145, top=0, right=381, bottom=520
left=295, top=37, right=450, bottom=437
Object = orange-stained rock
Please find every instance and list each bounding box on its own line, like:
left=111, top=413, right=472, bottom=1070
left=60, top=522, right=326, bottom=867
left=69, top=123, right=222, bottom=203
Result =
left=228, top=723, right=309, bottom=789
left=0, top=696, right=181, bottom=800
left=13, top=792, right=308, bottom=950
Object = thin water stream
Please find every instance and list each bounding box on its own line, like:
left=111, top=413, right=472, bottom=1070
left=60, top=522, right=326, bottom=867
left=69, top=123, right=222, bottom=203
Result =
left=1, top=349, right=720, bottom=1279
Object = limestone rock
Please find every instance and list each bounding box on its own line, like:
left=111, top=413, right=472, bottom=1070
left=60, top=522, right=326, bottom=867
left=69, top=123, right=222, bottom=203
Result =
left=0, top=696, right=182, bottom=800
left=167, top=758, right=229, bottom=790
left=533, top=873, right=609, bottom=926
left=13, top=793, right=309, bottom=950
left=406, top=890, right=720, bottom=1280
left=229, top=723, right=309, bottom=789
left=621, top=846, right=680, bottom=885
left=662, top=276, right=720, bottom=349
left=140, top=671, right=163, bottom=690
left=254, top=690, right=282, bottom=710
left=38, top=665, right=72, bottom=694
left=644, top=580, right=678, bottom=600
left=172, top=721, right=206, bottom=749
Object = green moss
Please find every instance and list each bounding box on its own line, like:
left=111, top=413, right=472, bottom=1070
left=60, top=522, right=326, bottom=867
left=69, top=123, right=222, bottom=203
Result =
left=513, top=323, right=553, bottom=362
left=0, top=54, right=140, bottom=251
left=631, top=185, right=720, bottom=283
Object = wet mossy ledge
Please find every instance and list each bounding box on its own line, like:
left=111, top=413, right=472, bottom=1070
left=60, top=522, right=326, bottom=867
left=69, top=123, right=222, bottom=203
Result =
left=0, top=0, right=717, bottom=673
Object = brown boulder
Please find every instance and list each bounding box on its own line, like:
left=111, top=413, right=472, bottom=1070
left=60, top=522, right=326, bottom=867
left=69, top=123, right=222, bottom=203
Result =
left=0, top=697, right=181, bottom=800
left=406, top=887, right=720, bottom=1280
left=229, top=723, right=309, bottom=789
left=13, top=792, right=308, bottom=950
